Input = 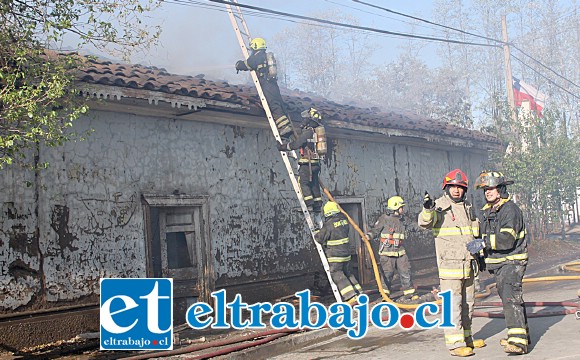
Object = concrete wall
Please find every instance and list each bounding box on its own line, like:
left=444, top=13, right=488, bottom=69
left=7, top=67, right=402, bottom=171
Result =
left=0, top=108, right=488, bottom=312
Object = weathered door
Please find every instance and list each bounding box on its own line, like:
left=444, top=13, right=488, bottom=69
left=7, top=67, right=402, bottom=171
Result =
left=336, top=199, right=374, bottom=286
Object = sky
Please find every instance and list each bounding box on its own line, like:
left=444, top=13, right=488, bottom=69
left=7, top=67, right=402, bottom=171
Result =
left=77, top=0, right=440, bottom=80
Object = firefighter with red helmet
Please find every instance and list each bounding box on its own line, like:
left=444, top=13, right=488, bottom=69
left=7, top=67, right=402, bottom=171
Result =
left=366, top=196, right=417, bottom=300
left=235, top=37, right=295, bottom=140
left=418, top=169, right=484, bottom=357
left=467, top=171, right=530, bottom=355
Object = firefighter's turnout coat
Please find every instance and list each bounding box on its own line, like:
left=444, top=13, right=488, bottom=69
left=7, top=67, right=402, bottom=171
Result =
left=368, top=213, right=406, bottom=257
left=480, top=196, right=528, bottom=270
left=418, top=194, right=479, bottom=279
left=368, top=213, right=415, bottom=295
left=418, top=193, right=480, bottom=349
left=315, top=212, right=361, bottom=301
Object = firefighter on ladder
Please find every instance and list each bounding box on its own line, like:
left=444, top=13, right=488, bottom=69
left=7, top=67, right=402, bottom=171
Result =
left=366, top=196, right=418, bottom=300
left=315, top=201, right=362, bottom=305
left=235, top=37, right=295, bottom=140
left=418, top=169, right=485, bottom=357
left=277, top=108, right=326, bottom=229
left=468, top=170, right=530, bottom=355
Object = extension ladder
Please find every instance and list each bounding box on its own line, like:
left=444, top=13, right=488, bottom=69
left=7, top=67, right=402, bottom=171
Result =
left=224, top=1, right=342, bottom=303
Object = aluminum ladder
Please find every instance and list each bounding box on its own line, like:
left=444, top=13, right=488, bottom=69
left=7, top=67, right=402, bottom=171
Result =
left=224, top=1, right=342, bottom=303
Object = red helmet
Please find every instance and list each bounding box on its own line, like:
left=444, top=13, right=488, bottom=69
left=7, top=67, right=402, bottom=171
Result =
left=442, top=169, right=468, bottom=189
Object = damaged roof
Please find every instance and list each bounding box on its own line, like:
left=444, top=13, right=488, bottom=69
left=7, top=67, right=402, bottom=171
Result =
left=75, top=56, right=500, bottom=146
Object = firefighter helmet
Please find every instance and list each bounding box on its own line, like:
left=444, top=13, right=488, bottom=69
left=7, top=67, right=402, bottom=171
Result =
left=249, top=37, right=266, bottom=50
left=442, top=169, right=469, bottom=189
left=323, top=201, right=340, bottom=217
left=301, top=107, right=323, bottom=124
left=387, top=196, right=405, bottom=211
left=474, top=170, right=514, bottom=189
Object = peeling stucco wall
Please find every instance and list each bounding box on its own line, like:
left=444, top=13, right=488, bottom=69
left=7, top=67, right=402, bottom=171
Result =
left=0, top=107, right=488, bottom=312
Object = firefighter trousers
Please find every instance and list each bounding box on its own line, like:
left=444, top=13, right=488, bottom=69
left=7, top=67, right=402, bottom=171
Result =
left=298, top=163, right=322, bottom=212
left=329, top=262, right=362, bottom=302
left=440, top=272, right=475, bottom=350
left=494, top=263, right=530, bottom=350
left=259, top=78, right=294, bottom=140
left=379, top=254, right=415, bottom=295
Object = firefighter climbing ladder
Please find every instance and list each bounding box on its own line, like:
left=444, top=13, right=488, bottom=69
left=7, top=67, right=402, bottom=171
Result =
left=224, top=1, right=342, bottom=303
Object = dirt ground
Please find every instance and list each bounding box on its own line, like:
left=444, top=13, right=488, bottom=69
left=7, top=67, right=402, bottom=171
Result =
left=2, top=236, right=579, bottom=360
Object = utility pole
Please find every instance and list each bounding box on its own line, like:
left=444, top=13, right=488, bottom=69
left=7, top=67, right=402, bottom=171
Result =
left=502, top=15, right=518, bottom=124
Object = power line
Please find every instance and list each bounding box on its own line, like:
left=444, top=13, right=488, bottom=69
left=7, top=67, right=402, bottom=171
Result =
left=323, top=0, right=449, bottom=35
left=162, top=0, right=408, bottom=42
left=511, top=44, right=580, bottom=89
left=206, top=0, right=501, bottom=48
left=352, top=0, right=505, bottom=45
left=511, top=54, right=579, bottom=99
left=170, top=0, right=580, bottom=100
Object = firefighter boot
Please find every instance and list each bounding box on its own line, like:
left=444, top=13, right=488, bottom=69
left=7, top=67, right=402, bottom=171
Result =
left=504, top=344, right=527, bottom=355
left=466, top=339, right=486, bottom=348
left=449, top=347, right=474, bottom=357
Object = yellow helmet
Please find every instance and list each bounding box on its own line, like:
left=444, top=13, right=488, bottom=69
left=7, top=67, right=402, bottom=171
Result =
left=387, top=196, right=405, bottom=211
left=249, top=37, right=266, bottom=50
left=323, top=201, right=340, bottom=217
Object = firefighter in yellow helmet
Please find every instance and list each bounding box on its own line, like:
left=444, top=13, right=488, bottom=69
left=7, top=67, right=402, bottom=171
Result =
left=315, top=201, right=362, bottom=304
left=418, top=169, right=485, bottom=357
left=366, top=196, right=417, bottom=300
left=278, top=108, right=325, bottom=228
left=235, top=37, right=295, bottom=140
left=469, top=170, right=529, bottom=355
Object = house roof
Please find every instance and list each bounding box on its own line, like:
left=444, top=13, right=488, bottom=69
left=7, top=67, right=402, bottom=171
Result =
left=75, top=56, right=500, bottom=147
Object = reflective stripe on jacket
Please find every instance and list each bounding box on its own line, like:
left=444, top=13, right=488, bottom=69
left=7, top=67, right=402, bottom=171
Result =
left=315, top=213, right=351, bottom=262
left=418, top=194, right=479, bottom=279
left=368, top=213, right=407, bottom=257
left=480, top=196, right=528, bottom=270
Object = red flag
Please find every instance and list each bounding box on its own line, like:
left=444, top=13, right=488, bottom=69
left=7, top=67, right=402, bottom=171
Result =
left=513, top=77, right=547, bottom=117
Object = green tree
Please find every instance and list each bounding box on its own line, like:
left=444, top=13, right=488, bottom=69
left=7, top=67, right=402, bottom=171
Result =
left=0, top=0, right=161, bottom=169
left=489, top=109, right=580, bottom=239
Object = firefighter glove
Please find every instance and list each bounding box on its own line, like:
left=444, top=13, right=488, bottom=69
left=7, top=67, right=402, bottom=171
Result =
left=277, top=142, right=290, bottom=151
left=466, top=239, right=485, bottom=255
left=235, top=60, right=245, bottom=71
left=423, top=191, right=434, bottom=209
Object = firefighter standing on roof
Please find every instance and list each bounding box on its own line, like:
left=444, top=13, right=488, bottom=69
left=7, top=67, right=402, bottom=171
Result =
left=469, top=170, right=530, bottom=355
left=315, top=201, right=362, bottom=305
left=418, top=169, right=485, bottom=357
left=366, top=196, right=417, bottom=300
left=235, top=37, right=295, bottom=140
left=278, top=108, right=326, bottom=228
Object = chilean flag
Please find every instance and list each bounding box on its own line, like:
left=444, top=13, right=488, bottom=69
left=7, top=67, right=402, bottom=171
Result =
left=513, top=77, right=547, bottom=117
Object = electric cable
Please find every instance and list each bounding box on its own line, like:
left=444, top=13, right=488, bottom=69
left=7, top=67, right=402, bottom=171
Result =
left=511, top=44, right=580, bottom=89
left=352, top=0, right=505, bottom=45
left=207, top=0, right=501, bottom=48
left=511, top=54, right=580, bottom=99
